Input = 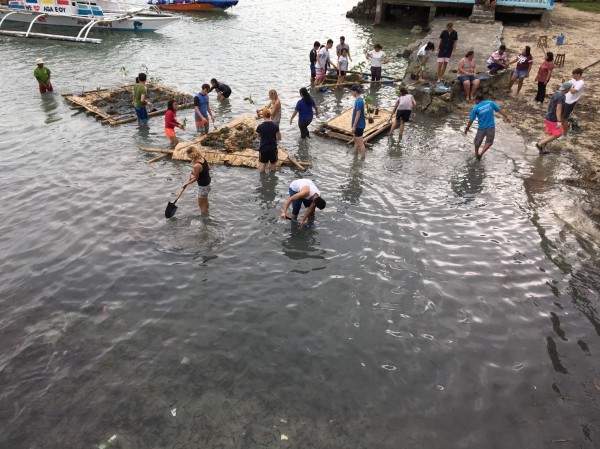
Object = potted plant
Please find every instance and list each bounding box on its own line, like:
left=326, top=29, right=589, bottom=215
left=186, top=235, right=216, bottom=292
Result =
left=363, top=95, right=376, bottom=124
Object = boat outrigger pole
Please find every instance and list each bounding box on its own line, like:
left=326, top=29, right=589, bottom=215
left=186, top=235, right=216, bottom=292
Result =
left=0, top=12, right=102, bottom=43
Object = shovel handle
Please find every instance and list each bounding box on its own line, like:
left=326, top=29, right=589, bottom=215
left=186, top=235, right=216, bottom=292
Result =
left=173, top=186, right=187, bottom=205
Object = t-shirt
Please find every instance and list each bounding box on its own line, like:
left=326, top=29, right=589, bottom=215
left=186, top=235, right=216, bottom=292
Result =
left=417, top=44, right=429, bottom=58
left=487, top=50, right=507, bottom=65
left=316, top=47, right=329, bottom=69
left=565, top=78, right=585, bottom=104
left=194, top=92, right=209, bottom=118
left=336, top=43, right=350, bottom=55
left=164, top=109, right=180, bottom=129
left=256, top=121, right=279, bottom=153
left=396, top=94, right=414, bottom=111
left=290, top=179, right=320, bottom=198
left=310, top=49, right=317, bottom=65
left=211, top=82, right=231, bottom=95
left=352, top=97, right=366, bottom=129
left=469, top=100, right=501, bottom=129
left=33, top=66, right=51, bottom=84
left=133, top=84, right=147, bottom=108
left=439, top=29, right=458, bottom=51
left=295, top=98, right=316, bottom=122
left=545, top=91, right=566, bottom=122
left=338, top=55, right=348, bottom=72
left=515, top=53, right=533, bottom=71
left=368, top=50, right=386, bottom=67
left=535, top=61, right=554, bottom=83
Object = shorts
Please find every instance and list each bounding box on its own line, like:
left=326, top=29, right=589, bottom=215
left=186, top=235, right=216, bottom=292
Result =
left=417, top=54, right=425, bottom=65
left=197, top=184, right=211, bottom=198
left=544, top=119, right=562, bottom=137
left=289, top=188, right=313, bottom=216
left=487, top=62, right=504, bottom=71
left=310, top=63, right=316, bottom=78
left=315, top=67, right=326, bottom=80
left=339, top=70, right=347, bottom=76
left=195, top=118, right=208, bottom=132
left=437, top=57, right=450, bottom=63
left=396, top=110, right=411, bottom=123
left=474, top=127, right=495, bottom=147
left=458, top=75, right=476, bottom=83
left=220, top=90, right=231, bottom=99
left=354, top=127, right=365, bottom=137
left=164, top=127, right=176, bottom=138
left=134, top=106, right=148, bottom=124
left=370, top=66, right=382, bottom=80
left=259, top=148, right=278, bottom=164
left=39, top=82, right=53, bottom=93
left=563, top=101, right=577, bottom=119
left=513, top=69, right=527, bottom=78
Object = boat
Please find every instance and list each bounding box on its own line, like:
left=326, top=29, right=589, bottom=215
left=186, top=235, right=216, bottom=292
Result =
left=0, top=0, right=179, bottom=43
left=146, top=0, right=237, bottom=12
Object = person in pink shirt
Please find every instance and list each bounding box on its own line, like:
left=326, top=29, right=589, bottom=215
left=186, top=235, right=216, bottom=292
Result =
left=534, top=52, right=555, bottom=105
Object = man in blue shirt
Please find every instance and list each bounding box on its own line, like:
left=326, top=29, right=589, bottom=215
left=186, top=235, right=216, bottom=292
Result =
left=194, top=84, right=215, bottom=134
left=464, top=94, right=511, bottom=160
left=350, top=85, right=367, bottom=159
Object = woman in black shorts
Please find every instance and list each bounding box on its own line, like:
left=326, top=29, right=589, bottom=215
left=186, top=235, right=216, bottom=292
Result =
left=389, top=87, right=417, bottom=140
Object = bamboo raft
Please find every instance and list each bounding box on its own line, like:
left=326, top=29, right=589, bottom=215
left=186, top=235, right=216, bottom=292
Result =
left=140, top=114, right=310, bottom=171
left=62, top=84, right=194, bottom=126
left=315, top=107, right=393, bottom=146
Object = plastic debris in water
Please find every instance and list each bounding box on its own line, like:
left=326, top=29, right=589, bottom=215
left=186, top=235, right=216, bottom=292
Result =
left=171, top=408, right=177, bottom=417
left=281, top=434, right=289, bottom=441
left=280, top=418, right=288, bottom=424
left=108, top=435, right=117, bottom=443
left=180, top=357, right=190, bottom=365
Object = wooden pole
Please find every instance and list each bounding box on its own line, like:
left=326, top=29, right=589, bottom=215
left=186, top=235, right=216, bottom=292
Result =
left=317, top=79, right=400, bottom=89
left=139, top=148, right=174, bottom=155
left=146, top=154, right=171, bottom=164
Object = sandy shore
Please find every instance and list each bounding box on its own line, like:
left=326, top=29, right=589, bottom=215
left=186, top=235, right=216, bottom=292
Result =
left=501, top=4, right=600, bottom=191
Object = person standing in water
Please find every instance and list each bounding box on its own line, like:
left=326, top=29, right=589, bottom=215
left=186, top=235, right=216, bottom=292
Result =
left=463, top=94, right=511, bottom=160
left=350, top=85, right=366, bottom=159
left=310, top=41, right=320, bottom=81
left=183, top=148, right=211, bottom=215
left=257, top=89, right=281, bottom=125
left=315, top=40, right=335, bottom=86
left=208, top=78, right=232, bottom=102
left=133, top=73, right=148, bottom=126
left=365, top=43, right=389, bottom=81
left=255, top=110, right=281, bottom=173
left=33, top=58, right=53, bottom=94
left=336, top=36, right=352, bottom=61
left=389, top=87, right=417, bottom=140
left=281, top=179, right=326, bottom=226
left=194, top=83, right=215, bottom=134
left=164, top=99, right=185, bottom=148
left=337, top=48, right=349, bottom=86
left=290, top=87, right=319, bottom=139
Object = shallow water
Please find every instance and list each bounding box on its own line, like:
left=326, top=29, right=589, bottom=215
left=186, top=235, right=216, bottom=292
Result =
left=1, top=1, right=600, bottom=448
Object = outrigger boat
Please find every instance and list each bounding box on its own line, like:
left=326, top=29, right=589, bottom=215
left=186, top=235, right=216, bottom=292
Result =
left=146, top=0, right=237, bottom=12
left=0, top=0, right=179, bottom=43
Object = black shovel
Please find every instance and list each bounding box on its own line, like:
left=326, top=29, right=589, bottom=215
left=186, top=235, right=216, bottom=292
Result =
left=165, top=186, right=186, bottom=218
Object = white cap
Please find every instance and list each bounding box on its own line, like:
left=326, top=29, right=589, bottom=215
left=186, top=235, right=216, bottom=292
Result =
left=36, top=58, right=44, bottom=64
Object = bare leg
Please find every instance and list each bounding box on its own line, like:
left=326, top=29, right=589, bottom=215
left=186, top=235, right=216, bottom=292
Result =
left=437, top=62, right=444, bottom=83
left=354, top=136, right=366, bottom=160
left=169, top=135, right=179, bottom=148
left=269, top=162, right=277, bottom=172
left=198, top=197, right=209, bottom=215
left=516, top=77, right=524, bottom=94
left=399, top=120, right=405, bottom=139
left=439, top=62, right=448, bottom=81
left=561, top=117, right=569, bottom=137
left=259, top=162, right=266, bottom=173
left=474, top=143, right=481, bottom=159
left=508, top=75, right=517, bottom=92
left=479, top=142, right=493, bottom=158
left=470, top=79, right=480, bottom=100
left=462, top=80, right=471, bottom=101
left=388, top=118, right=397, bottom=136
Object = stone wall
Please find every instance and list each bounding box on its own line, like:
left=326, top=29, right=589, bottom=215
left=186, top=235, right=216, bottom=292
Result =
left=346, top=0, right=377, bottom=19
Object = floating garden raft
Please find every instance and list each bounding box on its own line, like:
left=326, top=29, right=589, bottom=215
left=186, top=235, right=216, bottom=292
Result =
left=62, top=84, right=194, bottom=126
left=140, top=114, right=310, bottom=171
left=315, top=107, right=393, bottom=145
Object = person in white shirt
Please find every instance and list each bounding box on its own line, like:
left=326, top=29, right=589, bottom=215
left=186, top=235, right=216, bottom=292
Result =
left=337, top=48, right=349, bottom=86
left=416, top=41, right=434, bottom=83
left=560, top=67, right=584, bottom=139
left=365, top=43, right=389, bottom=81
left=335, top=36, right=352, bottom=61
left=315, top=39, right=335, bottom=86
left=281, top=179, right=327, bottom=226
left=389, top=87, right=417, bottom=140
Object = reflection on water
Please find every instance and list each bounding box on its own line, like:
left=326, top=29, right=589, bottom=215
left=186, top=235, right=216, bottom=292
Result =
left=450, top=157, right=486, bottom=203
left=340, top=157, right=364, bottom=205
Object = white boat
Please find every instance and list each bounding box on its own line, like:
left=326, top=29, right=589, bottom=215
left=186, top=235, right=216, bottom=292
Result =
left=0, top=0, right=179, bottom=43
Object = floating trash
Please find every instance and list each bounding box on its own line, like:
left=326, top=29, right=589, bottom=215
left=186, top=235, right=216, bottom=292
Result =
left=171, top=407, right=177, bottom=417
left=180, top=356, right=190, bottom=365
left=281, top=434, right=289, bottom=441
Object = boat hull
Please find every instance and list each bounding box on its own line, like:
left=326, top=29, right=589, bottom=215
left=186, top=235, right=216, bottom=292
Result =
left=0, top=7, right=179, bottom=31
left=151, top=0, right=238, bottom=12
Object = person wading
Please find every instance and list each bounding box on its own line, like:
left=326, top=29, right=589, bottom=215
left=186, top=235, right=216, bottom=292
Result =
left=280, top=179, right=326, bottom=226
left=463, top=94, right=511, bottom=160
left=255, top=110, right=281, bottom=173
left=33, top=58, right=53, bottom=94
left=183, top=148, right=212, bottom=215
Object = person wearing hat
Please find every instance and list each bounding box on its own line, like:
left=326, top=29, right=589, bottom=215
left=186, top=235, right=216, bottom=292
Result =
left=350, top=84, right=366, bottom=159
left=536, top=81, right=572, bottom=153
left=280, top=179, right=326, bottom=226
left=33, top=58, right=53, bottom=94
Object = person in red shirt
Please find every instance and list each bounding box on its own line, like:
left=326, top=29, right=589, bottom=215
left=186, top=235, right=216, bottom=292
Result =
left=534, top=52, right=555, bottom=105
left=165, top=99, right=185, bottom=147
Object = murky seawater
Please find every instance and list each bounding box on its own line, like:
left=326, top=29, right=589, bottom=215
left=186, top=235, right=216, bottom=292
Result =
left=1, top=1, right=599, bottom=448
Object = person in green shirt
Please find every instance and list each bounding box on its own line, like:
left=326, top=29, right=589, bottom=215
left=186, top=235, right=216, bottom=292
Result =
left=33, top=58, right=53, bottom=94
left=133, top=73, right=149, bottom=125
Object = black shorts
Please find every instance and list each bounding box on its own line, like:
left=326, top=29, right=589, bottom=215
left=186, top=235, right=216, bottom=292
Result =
left=396, top=110, right=411, bottom=122
left=563, top=101, right=577, bottom=119
left=438, top=47, right=452, bottom=59
left=340, top=70, right=347, bottom=76
left=354, top=127, right=365, bottom=137
left=259, top=148, right=278, bottom=164
left=220, top=89, right=232, bottom=99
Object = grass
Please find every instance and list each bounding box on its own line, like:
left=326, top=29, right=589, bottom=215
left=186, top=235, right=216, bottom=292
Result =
left=565, top=1, right=600, bottom=13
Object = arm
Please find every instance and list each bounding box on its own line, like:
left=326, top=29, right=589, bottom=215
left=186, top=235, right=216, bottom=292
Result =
left=195, top=106, right=205, bottom=121
left=348, top=49, right=352, bottom=61
left=390, top=101, right=398, bottom=116
left=352, top=108, right=362, bottom=131
left=313, top=102, right=319, bottom=117
left=544, top=67, right=553, bottom=84
left=290, top=109, right=298, bottom=124
left=183, top=164, right=202, bottom=187
left=207, top=103, right=215, bottom=121
left=556, top=103, right=563, bottom=124
left=457, top=59, right=466, bottom=75
left=498, top=107, right=511, bottom=123
left=271, top=100, right=280, bottom=116
left=301, top=203, right=317, bottom=225
left=276, top=131, right=281, bottom=141
left=464, top=119, right=474, bottom=134
left=411, top=98, right=417, bottom=109
left=383, top=54, right=390, bottom=64
left=451, top=40, right=457, bottom=56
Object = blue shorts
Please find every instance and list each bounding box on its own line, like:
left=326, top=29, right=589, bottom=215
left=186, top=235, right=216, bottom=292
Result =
left=289, top=188, right=312, bottom=216
left=134, top=106, right=148, bottom=124
left=487, top=62, right=504, bottom=71
left=458, top=75, right=476, bottom=83
left=354, top=127, right=365, bottom=137
left=513, top=69, right=527, bottom=78
left=396, top=110, right=411, bottom=122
